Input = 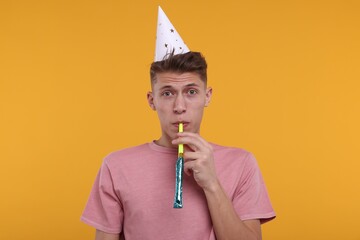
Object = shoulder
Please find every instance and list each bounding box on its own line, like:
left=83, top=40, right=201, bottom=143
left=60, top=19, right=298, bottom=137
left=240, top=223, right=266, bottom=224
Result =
left=104, top=143, right=151, bottom=166
left=211, top=143, right=253, bottom=159
left=210, top=143, right=259, bottom=168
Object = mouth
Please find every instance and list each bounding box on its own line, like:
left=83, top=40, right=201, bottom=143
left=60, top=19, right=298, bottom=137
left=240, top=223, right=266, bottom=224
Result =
left=173, top=122, right=189, bottom=129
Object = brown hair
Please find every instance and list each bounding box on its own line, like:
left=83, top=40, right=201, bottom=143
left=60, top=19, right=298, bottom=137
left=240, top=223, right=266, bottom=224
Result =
left=150, top=51, right=207, bottom=84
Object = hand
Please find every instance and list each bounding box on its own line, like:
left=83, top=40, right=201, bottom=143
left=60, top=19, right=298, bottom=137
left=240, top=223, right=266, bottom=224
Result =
left=172, top=132, right=219, bottom=191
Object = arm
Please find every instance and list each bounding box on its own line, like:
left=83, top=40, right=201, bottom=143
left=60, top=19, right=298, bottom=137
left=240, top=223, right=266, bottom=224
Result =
left=95, top=230, right=120, bottom=240
left=204, top=181, right=261, bottom=240
left=81, top=161, right=124, bottom=240
left=172, top=132, right=262, bottom=240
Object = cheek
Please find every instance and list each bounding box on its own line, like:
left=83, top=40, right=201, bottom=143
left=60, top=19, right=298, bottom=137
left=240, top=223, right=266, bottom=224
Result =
left=155, top=104, right=172, bottom=121
left=153, top=99, right=167, bottom=111
left=155, top=102, right=170, bottom=112
left=188, top=104, right=205, bottom=120
left=189, top=99, right=206, bottom=111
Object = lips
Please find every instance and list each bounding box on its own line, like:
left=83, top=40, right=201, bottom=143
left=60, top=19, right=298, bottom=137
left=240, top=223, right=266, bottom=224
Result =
left=173, top=122, right=189, bottom=129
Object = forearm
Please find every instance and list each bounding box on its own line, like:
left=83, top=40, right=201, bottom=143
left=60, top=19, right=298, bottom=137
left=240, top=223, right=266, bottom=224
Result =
left=95, top=230, right=120, bottom=240
left=204, top=181, right=261, bottom=240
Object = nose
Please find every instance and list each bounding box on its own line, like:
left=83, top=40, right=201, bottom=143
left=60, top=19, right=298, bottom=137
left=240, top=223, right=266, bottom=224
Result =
left=173, top=94, right=186, bottom=114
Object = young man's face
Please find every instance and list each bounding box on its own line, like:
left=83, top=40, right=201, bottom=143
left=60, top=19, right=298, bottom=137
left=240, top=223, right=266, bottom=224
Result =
left=147, top=72, right=212, bottom=148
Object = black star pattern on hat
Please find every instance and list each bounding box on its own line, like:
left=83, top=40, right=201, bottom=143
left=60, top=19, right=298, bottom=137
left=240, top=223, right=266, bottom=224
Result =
left=165, top=43, right=168, bottom=48
left=170, top=29, right=174, bottom=33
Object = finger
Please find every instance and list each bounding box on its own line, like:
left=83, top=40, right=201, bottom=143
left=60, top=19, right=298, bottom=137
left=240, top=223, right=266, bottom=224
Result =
left=184, top=161, right=199, bottom=176
left=177, top=132, right=210, bottom=147
left=184, top=161, right=193, bottom=176
left=183, top=151, right=200, bottom=162
left=173, top=135, right=205, bottom=152
left=173, top=138, right=199, bottom=152
left=184, top=144, right=196, bottom=152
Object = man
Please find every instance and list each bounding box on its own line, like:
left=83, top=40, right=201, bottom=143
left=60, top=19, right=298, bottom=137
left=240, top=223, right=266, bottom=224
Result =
left=81, top=7, right=275, bottom=240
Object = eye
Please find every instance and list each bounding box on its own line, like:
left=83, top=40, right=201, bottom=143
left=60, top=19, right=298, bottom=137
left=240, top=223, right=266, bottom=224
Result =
left=161, top=91, right=173, bottom=97
left=188, top=89, right=198, bottom=95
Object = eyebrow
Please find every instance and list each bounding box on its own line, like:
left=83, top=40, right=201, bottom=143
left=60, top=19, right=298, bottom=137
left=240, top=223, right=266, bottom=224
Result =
left=159, top=83, right=200, bottom=91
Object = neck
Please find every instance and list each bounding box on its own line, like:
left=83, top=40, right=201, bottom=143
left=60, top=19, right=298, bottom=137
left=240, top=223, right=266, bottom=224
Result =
left=154, top=135, right=176, bottom=149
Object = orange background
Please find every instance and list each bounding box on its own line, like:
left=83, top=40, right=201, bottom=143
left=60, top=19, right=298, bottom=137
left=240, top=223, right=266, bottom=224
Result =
left=1, top=0, right=359, bottom=239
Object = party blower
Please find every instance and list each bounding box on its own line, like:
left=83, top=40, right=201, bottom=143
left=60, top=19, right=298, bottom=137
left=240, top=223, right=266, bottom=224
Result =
left=173, top=123, right=184, bottom=208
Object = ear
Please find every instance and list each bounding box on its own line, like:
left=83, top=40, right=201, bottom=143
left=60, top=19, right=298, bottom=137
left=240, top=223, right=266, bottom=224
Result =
left=147, top=91, right=156, bottom=110
left=205, top=87, right=212, bottom=107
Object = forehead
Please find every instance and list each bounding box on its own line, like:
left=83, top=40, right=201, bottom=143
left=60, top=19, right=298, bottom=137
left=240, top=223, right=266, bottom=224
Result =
left=153, top=72, right=204, bottom=89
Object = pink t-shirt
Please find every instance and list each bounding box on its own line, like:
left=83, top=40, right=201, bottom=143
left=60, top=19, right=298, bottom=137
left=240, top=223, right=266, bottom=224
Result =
left=81, top=142, right=275, bottom=239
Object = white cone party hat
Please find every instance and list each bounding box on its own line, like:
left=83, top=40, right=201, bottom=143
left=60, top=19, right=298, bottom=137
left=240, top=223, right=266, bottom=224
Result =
left=154, top=6, right=190, bottom=61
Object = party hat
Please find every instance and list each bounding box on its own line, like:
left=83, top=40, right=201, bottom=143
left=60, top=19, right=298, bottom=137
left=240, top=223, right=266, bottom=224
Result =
left=154, top=6, right=190, bottom=61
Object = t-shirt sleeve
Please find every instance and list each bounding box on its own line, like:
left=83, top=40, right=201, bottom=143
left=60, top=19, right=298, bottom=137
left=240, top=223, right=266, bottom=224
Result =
left=81, top=160, right=123, bottom=233
left=233, top=152, right=276, bottom=224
